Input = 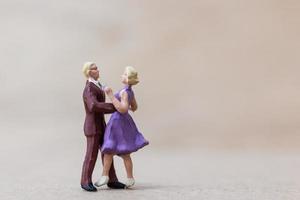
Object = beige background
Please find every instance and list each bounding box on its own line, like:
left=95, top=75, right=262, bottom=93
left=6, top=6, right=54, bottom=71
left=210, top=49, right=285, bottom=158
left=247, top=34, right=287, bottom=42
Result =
left=1, top=0, right=300, bottom=150
left=1, top=0, right=300, bottom=199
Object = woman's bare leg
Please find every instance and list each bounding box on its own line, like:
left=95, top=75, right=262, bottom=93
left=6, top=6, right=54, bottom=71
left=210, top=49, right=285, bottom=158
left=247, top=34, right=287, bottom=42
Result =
left=95, top=153, right=114, bottom=187
left=102, top=154, right=113, bottom=176
left=121, top=154, right=133, bottom=178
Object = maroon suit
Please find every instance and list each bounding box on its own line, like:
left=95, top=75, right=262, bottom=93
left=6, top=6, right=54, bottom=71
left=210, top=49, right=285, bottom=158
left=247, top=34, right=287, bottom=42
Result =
left=81, top=81, right=118, bottom=185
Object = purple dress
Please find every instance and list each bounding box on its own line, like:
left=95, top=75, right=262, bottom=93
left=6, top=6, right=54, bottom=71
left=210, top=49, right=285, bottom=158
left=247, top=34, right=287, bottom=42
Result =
left=101, top=86, right=149, bottom=155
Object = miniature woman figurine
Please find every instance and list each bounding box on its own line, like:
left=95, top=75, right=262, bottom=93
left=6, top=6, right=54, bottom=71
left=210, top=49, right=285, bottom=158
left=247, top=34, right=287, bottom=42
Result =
left=95, top=66, right=149, bottom=188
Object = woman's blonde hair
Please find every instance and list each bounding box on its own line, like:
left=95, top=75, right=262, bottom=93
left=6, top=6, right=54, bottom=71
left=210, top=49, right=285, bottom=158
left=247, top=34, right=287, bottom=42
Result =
left=82, top=62, right=95, bottom=78
left=125, top=66, right=139, bottom=85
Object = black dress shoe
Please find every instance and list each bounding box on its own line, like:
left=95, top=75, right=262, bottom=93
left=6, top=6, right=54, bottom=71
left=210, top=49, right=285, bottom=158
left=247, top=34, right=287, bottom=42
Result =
left=89, top=182, right=96, bottom=188
left=107, top=181, right=126, bottom=189
left=81, top=183, right=97, bottom=192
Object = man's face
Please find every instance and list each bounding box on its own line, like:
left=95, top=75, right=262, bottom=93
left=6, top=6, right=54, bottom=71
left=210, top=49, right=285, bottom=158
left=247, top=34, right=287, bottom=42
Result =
left=89, top=64, right=100, bottom=80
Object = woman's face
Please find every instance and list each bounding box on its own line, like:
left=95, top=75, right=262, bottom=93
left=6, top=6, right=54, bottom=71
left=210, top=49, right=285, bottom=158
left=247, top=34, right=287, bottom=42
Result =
left=121, top=71, right=128, bottom=84
left=89, top=64, right=99, bottom=80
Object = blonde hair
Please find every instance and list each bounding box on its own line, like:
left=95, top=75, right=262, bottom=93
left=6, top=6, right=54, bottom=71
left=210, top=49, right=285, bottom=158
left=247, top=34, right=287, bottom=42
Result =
left=82, top=62, right=95, bottom=78
left=125, top=66, right=139, bottom=85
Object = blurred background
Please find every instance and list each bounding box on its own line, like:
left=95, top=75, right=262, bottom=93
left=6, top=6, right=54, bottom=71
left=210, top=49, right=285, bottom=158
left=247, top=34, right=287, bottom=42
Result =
left=0, top=0, right=300, bottom=199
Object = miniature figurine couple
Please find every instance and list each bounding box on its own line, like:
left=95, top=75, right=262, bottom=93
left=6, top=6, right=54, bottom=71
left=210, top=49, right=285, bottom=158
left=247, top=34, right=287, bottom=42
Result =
left=80, top=62, right=149, bottom=192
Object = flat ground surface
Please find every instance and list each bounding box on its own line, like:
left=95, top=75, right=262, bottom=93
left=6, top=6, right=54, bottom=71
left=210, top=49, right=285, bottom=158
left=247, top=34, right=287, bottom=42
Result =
left=1, top=147, right=300, bottom=200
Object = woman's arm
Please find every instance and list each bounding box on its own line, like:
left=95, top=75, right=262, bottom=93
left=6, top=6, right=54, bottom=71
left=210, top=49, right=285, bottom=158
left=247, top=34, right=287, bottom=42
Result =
left=129, top=95, right=138, bottom=112
left=105, top=87, right=129, bottom=114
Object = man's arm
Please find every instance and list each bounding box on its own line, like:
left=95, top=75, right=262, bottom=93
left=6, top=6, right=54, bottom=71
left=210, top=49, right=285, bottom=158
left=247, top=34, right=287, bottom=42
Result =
left=102, top=103, right=116, bottom=114
left=84, top=87, right=116, bottom=113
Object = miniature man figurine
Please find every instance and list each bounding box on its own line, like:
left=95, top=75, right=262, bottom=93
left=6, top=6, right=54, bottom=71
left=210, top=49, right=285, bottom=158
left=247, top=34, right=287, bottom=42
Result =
left=81, top=62, right=126, bottom=191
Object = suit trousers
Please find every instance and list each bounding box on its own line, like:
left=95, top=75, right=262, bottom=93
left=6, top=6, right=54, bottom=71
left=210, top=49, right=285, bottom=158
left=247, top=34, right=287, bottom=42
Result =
left=81, top=134, right=117, bottom=185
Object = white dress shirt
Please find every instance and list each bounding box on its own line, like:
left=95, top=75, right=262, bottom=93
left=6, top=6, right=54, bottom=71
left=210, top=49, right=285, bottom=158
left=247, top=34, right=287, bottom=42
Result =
left=88, top=77, right=101, bottom=88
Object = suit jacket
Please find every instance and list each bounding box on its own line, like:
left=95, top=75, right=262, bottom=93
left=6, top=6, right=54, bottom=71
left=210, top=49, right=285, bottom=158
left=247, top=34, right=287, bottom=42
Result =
left=83, top=81, right=116, bottom=137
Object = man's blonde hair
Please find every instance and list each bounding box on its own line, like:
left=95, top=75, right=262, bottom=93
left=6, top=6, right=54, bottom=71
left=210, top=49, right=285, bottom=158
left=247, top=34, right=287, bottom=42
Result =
left=82, top=62, right=95, bottom=78
left=125, top=66, right=139, bottom=85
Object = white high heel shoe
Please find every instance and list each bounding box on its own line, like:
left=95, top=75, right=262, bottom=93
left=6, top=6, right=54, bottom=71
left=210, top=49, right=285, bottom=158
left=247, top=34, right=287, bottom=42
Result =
left=94, top=176, right=109, bottom=187
left=125, top=178, right=135, bottom=188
